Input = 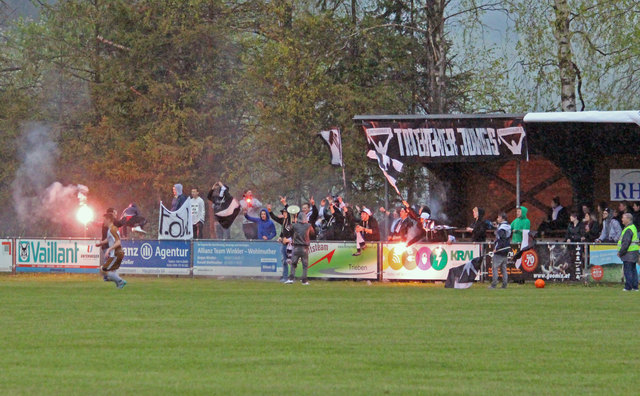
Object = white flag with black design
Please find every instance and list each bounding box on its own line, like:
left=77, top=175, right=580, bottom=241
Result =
left=364, top=127, right=404, bottom=195
left=366, top=150, right=403, bottom=195
left=158, top=198, right=193, bottom=240
left=318, top=128, right=343, bottom=166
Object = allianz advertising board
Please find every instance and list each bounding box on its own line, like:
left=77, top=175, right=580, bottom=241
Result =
left=119, top=240, right=191, bottom=275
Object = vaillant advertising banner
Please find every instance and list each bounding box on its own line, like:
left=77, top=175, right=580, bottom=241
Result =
left=15, top=239, right=100, bottom=273
left=119, top=240, right=191, bottom=275
left=192, top=241, right=282, bottom=277
left=382, top=242, right=481, bottom=281
left=0, top=239, right=13, bottom=272
left=291, top=241, right=378, bottom=280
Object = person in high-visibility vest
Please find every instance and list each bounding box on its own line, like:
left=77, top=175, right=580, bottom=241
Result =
left=617, top=213, right=639, bottom=291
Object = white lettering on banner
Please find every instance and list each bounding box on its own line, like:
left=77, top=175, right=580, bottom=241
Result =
left=610, top=169, right=640, bottom=201
left=309, top=244, right=329, bottom=253
left=387, top=127, right=524, bottom=159
left=123, top=247, right=139, bottom=257
left=154, top=246, right=189, bottom=260
left=248, top=248, right=277, bottom=255
left=394, top=129, right=405, bottom=156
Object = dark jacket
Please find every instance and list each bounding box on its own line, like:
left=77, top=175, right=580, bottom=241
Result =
left=494, top=221, right=512, bottom=256
left=469, top=208, right=487, bottom=242
left=171, top=184, right=188, bottom=211
left=583, top=220, right=600, bottom=242
left=549, top=206, right=569, bottom=229
left=632, top=209, right=640, bottom=230
left=269, top=209, right=293, bottom=239
left=565, top=221, right=585, bottom=242
left=392, top=217, right=414, bottom=242
left=358, top=216, right=381, bottom=241
left=342, top=209, right=356, bottom=239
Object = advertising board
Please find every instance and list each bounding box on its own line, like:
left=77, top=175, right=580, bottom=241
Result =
left=0, top=239, right=13, bottom=272
left=193, top=241, right=282, bottom=277
left=119, top=240, right=191, bottom=275
left=291, top=241, right=378, bottom=280
left=382, top=242, right=481, bottom=281
left=15, top=239, right=100, bottom=273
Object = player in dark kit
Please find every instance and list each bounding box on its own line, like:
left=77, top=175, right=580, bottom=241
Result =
left=96, top=213, right=127, bottom=289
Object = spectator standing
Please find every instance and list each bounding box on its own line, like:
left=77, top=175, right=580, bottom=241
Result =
left=244, top=208, right=276, bottom=240
left=596, top=201, right=608, bottom=226
left=378, top=206, right=396, bottom=241
left=490, top=212, right=511, bottom=289
left=565, top=212, right=585, bottom=242
left=240, top=190, right=262, bottom=240
left=465, top=206, right=487, bottom=242
left=596, top=207, right=622, bottom=243
left=631, top=202, right=640, bottom=230
left=582, top=212, right=600, bottom=242
left=268, top=197, right=293, bottom=282
left=301, top=197, right=319, bottom=226
left=618, top=213, right=639, bottom=291
left=190, top=188, right=205, bottom=239
left=206, top=181, right=238, bottom=240
left=341, top=204, right=357, bottom=240
left=171, top=183, right=188, bottom=211
left=325, top=197, right=345, bottom=240
left=510, top=206, right=530, bottom=244
left=283, top=206, right=315, bottom=285
left=538, top=197, right=569, bottom=236
left=615, top=201, right=630, bottom=225
left=389, top=206, right=414, bottom=242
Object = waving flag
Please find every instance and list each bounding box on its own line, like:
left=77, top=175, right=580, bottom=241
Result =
left=364, top=127, right=404, bottom=195
left=211, top=184, right=241, bottom=229
left=159, top=198, right=193, bottom=240
left=318, top=128, right=343, bottom=166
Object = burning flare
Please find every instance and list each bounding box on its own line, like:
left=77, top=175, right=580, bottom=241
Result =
left=75, top=185, right=94, bottom=225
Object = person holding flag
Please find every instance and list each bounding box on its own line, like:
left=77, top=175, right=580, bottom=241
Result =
left=171, top=183, right=188, bottom=211
left=207, top=181, right=241, bottom=240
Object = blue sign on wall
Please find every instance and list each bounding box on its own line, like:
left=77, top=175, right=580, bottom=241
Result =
left=193, top=241, right=282, bottom=277
left=120, top=240, right=191, bottom=275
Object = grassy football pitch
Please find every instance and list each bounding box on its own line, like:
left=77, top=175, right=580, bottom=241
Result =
left=1, top=275, right=639, bottom=395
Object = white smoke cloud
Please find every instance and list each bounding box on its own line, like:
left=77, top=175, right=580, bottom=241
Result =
left=11, top=123, right=87, bottom=226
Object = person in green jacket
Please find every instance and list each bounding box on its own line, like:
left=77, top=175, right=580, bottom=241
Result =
left=510, top=206, right=531, bottom=244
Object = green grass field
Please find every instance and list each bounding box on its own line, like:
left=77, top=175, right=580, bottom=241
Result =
left=1, top=275, right=639, bottom=395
